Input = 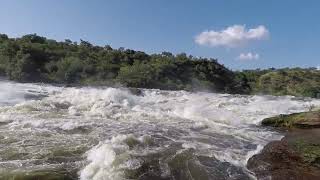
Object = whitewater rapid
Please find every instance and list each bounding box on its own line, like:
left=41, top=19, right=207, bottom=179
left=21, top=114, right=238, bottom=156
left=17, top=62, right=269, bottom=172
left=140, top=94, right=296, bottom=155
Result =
left=0, top=80, right=319, bottom=179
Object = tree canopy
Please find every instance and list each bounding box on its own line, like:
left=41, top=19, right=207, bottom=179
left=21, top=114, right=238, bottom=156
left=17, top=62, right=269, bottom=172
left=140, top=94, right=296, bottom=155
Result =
left=0, top=33, right=319, bottom=98
left=0, top=33, right=244, bottom=93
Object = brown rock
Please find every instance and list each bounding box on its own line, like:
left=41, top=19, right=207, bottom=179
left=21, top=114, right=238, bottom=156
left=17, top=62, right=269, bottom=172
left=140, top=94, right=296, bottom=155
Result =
left=248, top=139, right=320, bottom=180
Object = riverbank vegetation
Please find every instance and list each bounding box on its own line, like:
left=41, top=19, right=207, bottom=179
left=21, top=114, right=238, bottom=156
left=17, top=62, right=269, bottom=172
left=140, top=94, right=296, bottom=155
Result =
left=237, top=68, right=320, bottom=98
left=1, top=33, right=320, bottom=98
left=0, top=33, right=246, bottom=94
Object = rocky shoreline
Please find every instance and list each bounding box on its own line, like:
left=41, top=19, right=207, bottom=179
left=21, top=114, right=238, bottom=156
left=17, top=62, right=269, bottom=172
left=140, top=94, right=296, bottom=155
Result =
left=247, top=110, right=320, bottom=180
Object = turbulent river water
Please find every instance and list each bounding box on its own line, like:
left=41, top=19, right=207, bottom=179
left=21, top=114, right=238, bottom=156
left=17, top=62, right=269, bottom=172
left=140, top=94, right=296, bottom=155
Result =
left=0, top=80, right=320, bottom=180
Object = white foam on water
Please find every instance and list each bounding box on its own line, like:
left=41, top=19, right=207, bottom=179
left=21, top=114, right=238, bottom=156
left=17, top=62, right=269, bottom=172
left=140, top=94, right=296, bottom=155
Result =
left=80, top=134, right=144, bottom=180
left=0, top=80, right=57, bottom=106
left=1, top=80, right=320, bottom=179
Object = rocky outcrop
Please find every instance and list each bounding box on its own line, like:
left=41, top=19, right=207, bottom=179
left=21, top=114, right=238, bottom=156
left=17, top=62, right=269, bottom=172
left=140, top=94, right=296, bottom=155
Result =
left=261, top=110, right=320, bottom=128
left=248, top=138, right=320, bottom=180
left=248, top=111, right=320, bottom=180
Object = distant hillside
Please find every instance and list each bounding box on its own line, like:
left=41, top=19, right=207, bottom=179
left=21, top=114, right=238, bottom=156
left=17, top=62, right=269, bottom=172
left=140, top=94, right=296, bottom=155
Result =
left=0, top=33, right=319, bottom=98
left=236, top=68, right=320, bottom=98
left=0, top=33, right=247, bottom=94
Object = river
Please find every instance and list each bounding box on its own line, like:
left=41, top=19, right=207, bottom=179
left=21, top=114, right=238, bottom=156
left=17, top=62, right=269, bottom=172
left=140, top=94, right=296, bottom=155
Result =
left=0, top=80, right=319, bottom=180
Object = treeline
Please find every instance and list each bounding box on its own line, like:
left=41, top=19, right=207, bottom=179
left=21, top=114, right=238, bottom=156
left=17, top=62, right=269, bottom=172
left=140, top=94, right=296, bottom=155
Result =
left=0, top=33, right=319, bottom=98
left=0, top=33, right=247, bottom=94
left=236, top=68, right=320, bottom=98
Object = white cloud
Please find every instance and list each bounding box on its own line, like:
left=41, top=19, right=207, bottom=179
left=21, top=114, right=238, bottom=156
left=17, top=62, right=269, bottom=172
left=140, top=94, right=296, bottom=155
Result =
left=237, top=52, right=260, bottom=61
left=317, top=66, right=320, bottom=70
left=195, top=25, right=269, bottom=48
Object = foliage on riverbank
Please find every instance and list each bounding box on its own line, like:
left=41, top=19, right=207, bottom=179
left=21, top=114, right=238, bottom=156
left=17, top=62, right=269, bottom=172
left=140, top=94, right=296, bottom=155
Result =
left=1, top=33, right=320, bottom=97
left=237, top=68, right=320, bottom=98
left=0, top=33, right=247, bottom=94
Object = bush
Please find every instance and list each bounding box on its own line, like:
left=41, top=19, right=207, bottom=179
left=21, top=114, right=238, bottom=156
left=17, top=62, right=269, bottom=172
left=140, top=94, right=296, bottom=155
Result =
left=55, top=57, right=85, bottom=83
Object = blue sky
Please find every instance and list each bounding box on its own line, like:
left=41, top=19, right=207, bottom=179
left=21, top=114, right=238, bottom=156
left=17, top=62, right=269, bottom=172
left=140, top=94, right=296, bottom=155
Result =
left=0, top=0, right=319, bottom=70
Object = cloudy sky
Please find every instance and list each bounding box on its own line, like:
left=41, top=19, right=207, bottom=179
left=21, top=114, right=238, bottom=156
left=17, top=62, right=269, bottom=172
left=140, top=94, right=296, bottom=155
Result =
left=0, top=0, right=319, bottom=70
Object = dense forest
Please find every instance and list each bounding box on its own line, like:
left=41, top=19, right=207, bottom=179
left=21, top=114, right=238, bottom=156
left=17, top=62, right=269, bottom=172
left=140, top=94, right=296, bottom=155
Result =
left=237, top=68, right=320, bottom=98
left=0, top=33, right=319, bottom=98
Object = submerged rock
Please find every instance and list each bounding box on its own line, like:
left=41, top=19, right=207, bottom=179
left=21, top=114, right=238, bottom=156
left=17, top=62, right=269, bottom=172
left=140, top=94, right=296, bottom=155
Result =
left=0, top=169, right=77, bottom=180
left=127, top=88, right=143, bottom=96
left=127, top=150, right=251, bottom=180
